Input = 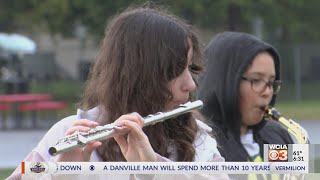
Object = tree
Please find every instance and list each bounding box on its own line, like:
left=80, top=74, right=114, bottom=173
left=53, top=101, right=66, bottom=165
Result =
left=1, top=0, right=320, bottom=43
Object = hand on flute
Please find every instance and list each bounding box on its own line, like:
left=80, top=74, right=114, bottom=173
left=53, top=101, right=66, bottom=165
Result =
left=113, top=112, right=157, bottom=162
left=54, top=120, right=102, bottom=162
left=54, top=113, right=157, bottom=162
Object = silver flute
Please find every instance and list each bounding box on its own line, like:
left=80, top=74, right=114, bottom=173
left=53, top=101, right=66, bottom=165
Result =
left=49, top=100, right=203, bottom=156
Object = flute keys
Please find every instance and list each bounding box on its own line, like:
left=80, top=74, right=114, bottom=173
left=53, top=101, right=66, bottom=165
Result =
left=104, top=124, right=118, bottom=130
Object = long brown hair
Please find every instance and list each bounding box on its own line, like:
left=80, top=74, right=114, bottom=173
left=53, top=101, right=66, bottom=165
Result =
left=81, top=5, right=203, bottom=161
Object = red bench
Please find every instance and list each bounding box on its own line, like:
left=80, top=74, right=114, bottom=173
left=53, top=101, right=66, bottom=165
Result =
left=0, top=94, right=52, bottom=103
left=19, top=101, right=67, bottom=111
left=18, top=101, right=67, bottom=128
left=0, top=93, right=53, bottom=129
left=0, top=104, right=11, bottom=111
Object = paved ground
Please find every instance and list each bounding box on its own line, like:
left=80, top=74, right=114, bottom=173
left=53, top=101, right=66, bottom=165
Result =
left=298, top=120, right=320, bottom=144
left=0, top=120, right=319, bottom=169
left=0, top=130, right=47, bottom=168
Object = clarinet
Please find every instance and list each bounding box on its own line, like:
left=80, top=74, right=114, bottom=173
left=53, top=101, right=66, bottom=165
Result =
left=49, top=100, right=203, bottom=156
left=264, top=106, right=309, bottom=144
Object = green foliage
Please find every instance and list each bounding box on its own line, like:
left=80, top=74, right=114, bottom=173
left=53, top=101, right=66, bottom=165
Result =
left=0, top=0, right=146, bottom=37
left=0, top=0, right=36, bottom=32
left=1, top=0, right=320, bottom=42
left=30, top=81, right=83, bottom=103
left=254, top=0, right=320, bottom=42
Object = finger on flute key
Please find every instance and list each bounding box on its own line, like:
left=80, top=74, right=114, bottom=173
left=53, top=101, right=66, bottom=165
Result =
left=73, top=119, right=99, bottom=127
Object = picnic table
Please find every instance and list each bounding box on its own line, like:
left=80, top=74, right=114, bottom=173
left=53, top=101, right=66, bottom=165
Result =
left=0, top=93, right=52, bottom=129
left=0, top=94, right=52, bottom=103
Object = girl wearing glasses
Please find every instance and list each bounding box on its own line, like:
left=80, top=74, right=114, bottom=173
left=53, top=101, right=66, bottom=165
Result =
left=197, top=32, right=294, bottom=171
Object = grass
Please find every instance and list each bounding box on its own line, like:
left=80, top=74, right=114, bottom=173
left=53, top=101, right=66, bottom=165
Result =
left=30, top=81, right=84, bottom=102
left=271, top=81, right=320, bottom=120
left=0, top=168, right=14, bottom=179
left=276, top=100, right=320, bottom=120
left=315, top=158, right=320, bottom=173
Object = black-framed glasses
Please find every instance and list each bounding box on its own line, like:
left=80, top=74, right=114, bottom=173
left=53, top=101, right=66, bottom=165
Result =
left=241, top=77, right=282, bottom=95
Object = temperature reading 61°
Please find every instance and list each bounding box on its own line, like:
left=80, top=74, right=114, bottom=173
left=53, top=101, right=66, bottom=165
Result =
left=293, top=151, right=303, bottom=156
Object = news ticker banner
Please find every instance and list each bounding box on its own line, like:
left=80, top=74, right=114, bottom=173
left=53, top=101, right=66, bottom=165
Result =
left=22, top=161, right=308, bottom=175
left=21, top=144, right=312, bottom=175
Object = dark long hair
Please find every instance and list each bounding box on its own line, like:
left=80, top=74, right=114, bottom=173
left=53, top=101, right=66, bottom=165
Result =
left=81, top=6, right=203, bottom=161
left=197, top=31, right=280, bottom=141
